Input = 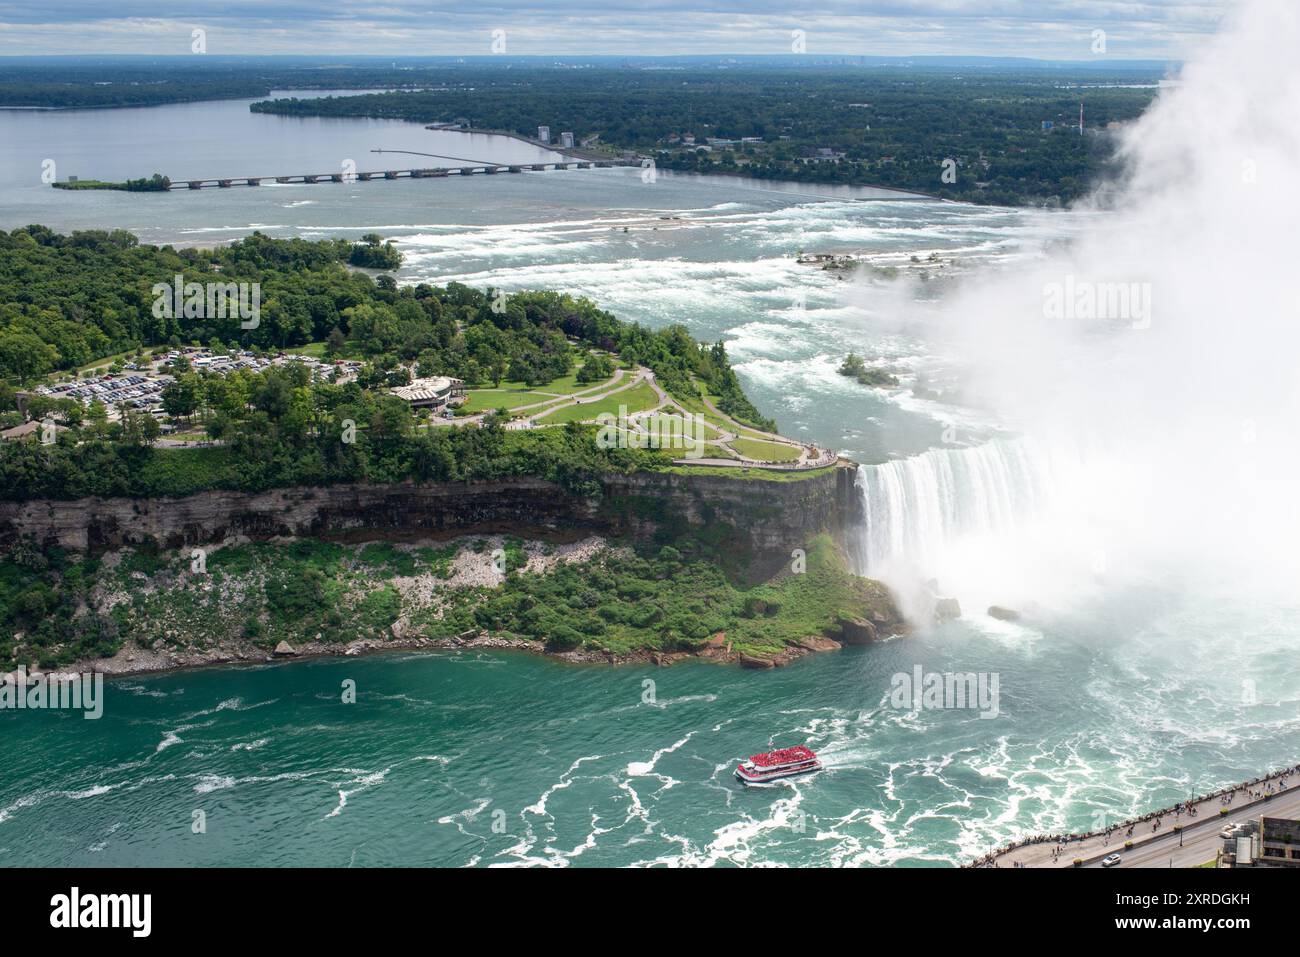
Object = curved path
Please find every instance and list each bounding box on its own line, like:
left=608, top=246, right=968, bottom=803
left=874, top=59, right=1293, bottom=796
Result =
left=437, top=367, right=835, bottom=469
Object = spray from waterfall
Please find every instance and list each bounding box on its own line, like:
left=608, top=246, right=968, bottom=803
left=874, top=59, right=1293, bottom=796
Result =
left=850, top=0, right=1300, bottom=621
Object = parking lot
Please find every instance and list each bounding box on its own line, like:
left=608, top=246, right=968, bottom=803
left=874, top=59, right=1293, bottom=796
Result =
left=31, top=348, right=358, bottom=421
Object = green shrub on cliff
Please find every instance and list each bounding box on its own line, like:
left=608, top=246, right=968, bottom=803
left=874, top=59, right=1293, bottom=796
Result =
left=458, top=533, right=888, bottom=657
left=0, top=550, right=119, bottom=667
left=4, top=529, right=895, bottom=668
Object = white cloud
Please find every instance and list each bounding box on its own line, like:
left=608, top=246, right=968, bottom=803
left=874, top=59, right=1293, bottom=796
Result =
left=0, top=1, right=1229, bottom=56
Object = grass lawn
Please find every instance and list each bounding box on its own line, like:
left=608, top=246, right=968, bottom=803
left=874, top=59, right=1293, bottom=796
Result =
left=286, top=341, right=329, bottom=358
left=538, top=368, right=617, bottom=395
left=605, top=425, right=711, bottom=456
left=626, top=409, right=724, bottom=456
left=672, top=383, right=774, bottom=441
left=670, top=388, right=731, bottom=431
left=460, top=367, right=620, bottom=414
left=461, top=387, right=560, bottom=413
left=703, top=389, right=778, bottom=440
left=729, top=437, right=802, bottom=463
left=538, top=380, right=660, bottom=424
left=639, top=410, right=724, bottom=441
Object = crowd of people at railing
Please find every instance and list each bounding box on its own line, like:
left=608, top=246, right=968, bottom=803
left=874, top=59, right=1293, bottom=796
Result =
left=967, top=764, right=1300, bottom=867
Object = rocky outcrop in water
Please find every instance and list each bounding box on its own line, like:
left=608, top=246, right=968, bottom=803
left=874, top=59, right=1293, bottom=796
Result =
left=934, top=598, right=962, bottom=623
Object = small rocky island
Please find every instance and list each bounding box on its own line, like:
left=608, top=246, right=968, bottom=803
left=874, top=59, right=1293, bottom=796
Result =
left=838, top=352, right=900, bottom=388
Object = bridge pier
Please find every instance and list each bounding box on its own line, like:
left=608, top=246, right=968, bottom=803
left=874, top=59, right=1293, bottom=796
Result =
left=166, top=161, right=603, bottom=193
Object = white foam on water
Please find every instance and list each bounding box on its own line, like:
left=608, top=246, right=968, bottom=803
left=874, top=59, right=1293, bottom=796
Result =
left=323, top=768, right=391, bottom=820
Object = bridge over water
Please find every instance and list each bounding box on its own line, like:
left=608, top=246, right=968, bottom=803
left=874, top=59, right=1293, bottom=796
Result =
left=173, top=152, right=616, bottom=190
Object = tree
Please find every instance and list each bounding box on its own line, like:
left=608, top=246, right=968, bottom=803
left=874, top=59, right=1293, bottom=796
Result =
left=576, top=353, right=614, bottom=384
left=0, top=331, right=58, bottom=381
left=161, top=375, right=201, bottom=420
left=118, top=410, right=160, bottom=447
left=325, top=326, right=347, bottom=357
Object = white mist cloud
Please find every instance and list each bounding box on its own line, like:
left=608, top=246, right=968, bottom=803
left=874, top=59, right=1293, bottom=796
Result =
left=857, top=0, right=1300, bottom=614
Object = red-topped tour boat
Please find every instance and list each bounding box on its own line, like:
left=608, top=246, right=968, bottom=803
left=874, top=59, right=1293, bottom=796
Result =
left=735, top=745, right=822, bottom=786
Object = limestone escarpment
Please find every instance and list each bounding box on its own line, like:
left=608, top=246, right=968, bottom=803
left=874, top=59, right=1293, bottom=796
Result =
left=0, top=466, right=859, bottom=558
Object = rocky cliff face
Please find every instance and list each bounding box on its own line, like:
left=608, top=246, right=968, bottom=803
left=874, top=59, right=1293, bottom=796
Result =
left=0, top=464, right=862, bottom=558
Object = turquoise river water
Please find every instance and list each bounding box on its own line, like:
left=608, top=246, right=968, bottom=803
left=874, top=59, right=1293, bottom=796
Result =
left=1, top=95, right=1297, bottom=867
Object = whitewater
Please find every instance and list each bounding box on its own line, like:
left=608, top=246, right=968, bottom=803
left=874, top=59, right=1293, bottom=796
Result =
left=3, top=0, right=1299, bottom=865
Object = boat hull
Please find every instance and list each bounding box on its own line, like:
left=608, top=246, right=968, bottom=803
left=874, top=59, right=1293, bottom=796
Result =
left=734, top=760, right=822, bottom=786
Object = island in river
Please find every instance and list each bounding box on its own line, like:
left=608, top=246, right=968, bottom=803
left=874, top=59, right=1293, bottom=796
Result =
left=0, top=227, right=903, bottom=678
left=51, top=173, right=171, bottom=192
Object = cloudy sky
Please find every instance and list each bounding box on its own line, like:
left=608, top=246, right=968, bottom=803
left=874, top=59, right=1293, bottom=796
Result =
left=0, top=1, right=1230, bottom=58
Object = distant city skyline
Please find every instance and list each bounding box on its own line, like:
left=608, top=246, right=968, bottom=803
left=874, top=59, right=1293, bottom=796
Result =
left=0, top=1, right=1228, bottom=58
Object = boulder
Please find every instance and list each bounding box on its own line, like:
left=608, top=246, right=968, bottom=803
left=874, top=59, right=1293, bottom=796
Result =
left=739, top=653, right=775, bottom=669
left=836, top=616, right=877, bottom=645
left=790, top=636, right=841, bottom=653
left=934, top=598, right=962, bottom=623
left=272, top=641, right=297, bottom=657
left=987, top=605, right=1021, bottom=622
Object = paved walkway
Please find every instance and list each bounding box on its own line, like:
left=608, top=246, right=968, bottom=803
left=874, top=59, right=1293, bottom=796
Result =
left=688, top=382, right=832, bottom=467
left=972, top=764, right=1300, bottom=868
left=449, top=366, right=629, bottom=428
left=443, top=367, right=833, bottom=468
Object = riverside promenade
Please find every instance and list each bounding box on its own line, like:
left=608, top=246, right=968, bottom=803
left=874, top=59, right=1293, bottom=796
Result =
left=969, top=763, right=1300, bottom=868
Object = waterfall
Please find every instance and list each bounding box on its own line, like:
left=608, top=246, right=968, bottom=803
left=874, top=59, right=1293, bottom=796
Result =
left=854, top=438, right=1052, bottom=576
